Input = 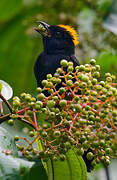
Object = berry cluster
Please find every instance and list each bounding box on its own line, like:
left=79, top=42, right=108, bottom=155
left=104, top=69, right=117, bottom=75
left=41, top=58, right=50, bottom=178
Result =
left=12, top=59, right=117, bottom=167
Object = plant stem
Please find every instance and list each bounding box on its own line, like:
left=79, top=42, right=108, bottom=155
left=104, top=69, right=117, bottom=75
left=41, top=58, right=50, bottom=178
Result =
left=0, top=113, right=35, bottom=129
left=0, top=93, right=13, bottom=113
left=50, top=159, right=55, bottom=180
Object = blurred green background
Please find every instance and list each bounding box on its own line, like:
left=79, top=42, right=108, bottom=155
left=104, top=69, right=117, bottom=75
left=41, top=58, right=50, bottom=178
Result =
left=0, top=0, right=117, bottom=97
left=0, top=1, right=117, bottom=180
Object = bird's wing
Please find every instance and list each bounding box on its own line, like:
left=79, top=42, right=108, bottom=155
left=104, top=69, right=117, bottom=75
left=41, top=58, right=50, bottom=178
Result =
left=70, top=54, right=80, bottom=66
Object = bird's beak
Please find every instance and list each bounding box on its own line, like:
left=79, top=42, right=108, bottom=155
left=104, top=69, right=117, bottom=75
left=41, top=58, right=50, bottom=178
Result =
left=34, top=21, right=51, bottom=37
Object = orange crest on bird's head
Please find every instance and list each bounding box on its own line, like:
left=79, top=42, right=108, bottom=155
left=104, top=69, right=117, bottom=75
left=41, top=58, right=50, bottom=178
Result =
left=58, top=24, right=79, bottom=46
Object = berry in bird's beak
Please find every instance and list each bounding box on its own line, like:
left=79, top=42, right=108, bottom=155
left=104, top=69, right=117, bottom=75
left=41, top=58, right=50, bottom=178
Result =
left=34, top=21, right=51, bottom=37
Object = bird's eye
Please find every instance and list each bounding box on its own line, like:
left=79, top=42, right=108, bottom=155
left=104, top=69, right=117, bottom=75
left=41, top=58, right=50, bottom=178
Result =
left=55, top=31, right=61, bottom=37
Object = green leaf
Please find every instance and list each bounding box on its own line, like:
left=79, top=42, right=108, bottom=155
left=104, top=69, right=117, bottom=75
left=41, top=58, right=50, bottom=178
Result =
left=0, top=14, right=38, bottom=96
left=103, top=0, right=117, bottom=35
left=0, top=83, right=2, bottom=92
left=96, top=51, right=117, bottom=78
left=0, top=0, right=23, bottom=21
left=0, top=126, right=47, bottom=180
left=0, top=126, right=18, bottom=156
left=47, top=150, right=87, bottom=180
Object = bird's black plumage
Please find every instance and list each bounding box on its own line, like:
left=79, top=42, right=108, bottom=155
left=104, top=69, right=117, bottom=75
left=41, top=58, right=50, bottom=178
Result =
left=34, top=22, right=93, bottom=172
left=34, top=22, right=80, bottom=87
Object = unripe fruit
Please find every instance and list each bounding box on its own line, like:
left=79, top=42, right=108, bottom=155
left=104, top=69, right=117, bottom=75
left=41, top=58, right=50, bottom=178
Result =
left=37, top=93, right=45, bottom=101
left=79, top=65, right=85, bottom=71
left=27, top=155, right=33, bottom=161
left=86, top=152, right=94, bottom=160
left=57, top=68, right=62, bottom=74
left=41, top=80, right=48, bottom=87
left=59, top=87, right=66, bottom=94
left=92, top=78, right=97, bottom=85
left=17, top=145, right=24, bottom=151
left=68, top=61, right=73, bottom=66
left=60, top=154, right=66, bottom=161
left=77, top=148, right=84, bottom=156
left=47, top=100, right=55, bottom=108
left=65, top=142, right=71, bottom=149
left=47, top=74, right=52, bottom=79
left=105, top=73, right=111, bottom=77
left=59, top=100, right=67, bottom=107
left=53, top=130, right=61, bottom=137
left=42, top=131, right=47, bottom=137
left=8, top=119, right=14, bottom=126
left=75, top=104, right=82, bottom=112
left=60, top=60, right=68, bottom=67
left=14, top=136, right=19, bottom=141
left=29, top=131, right=34, bottom=137
left=93, top=72, right=100, bottom=78
left=81, top=75, right=89, bottom=82
left=67, top=66, right=73, bottom=72
left=66, top=80, right=73, bottom=86
left=90, top=59, right=96, bottom=65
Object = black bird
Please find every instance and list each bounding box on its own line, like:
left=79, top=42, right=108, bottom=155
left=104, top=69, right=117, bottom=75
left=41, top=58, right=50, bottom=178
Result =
left=34, top=21, right=93, bottom=172
left=34, top=21, right=80, bottom=88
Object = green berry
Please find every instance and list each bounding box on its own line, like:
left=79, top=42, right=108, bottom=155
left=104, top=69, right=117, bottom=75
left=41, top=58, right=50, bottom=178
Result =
left=52, top=96, right=58, bottom=101
left=17, top=145, right=24, bottom=151
left=29, top=131, right=34, bottom=137
left=36, top=87, right=42, bottom=93
left=79, top=65, right=85, bottom=71
left=67, top=75, right=73, bottom=80
left=81, top=75, right=89, bottom=82
left=25, top=94, right=31, bottom=101
left=57, top=68, right=62, bottom=74
left=65, top=142, right=71, bottom=149
left=99, top=81, right=105, bottom=86
left=47, top=74, right=52, bottom=79
left=14, top=136, right=19, bottom=141
left=42, top=131, right=47, bottom=137
left=37, top=93, right=45, bottom=101
left=60, top=60, right=68, bottom=67
left=59, top=87, right=66, bottom=94
left=53, top=130, right=61, bottom=137
left=66, top=80, right=73, bottom=86
left=46, top=82, right=53, bottom=88
left=105, top=73, right=111, bottom=77
left=41, top=80, right=48, bottom=87
left=86, top=152, right=94, bottom=160
left=93, top=72, right=100, bottom=78
left=27, top=155, right=33, bottom=161
left=27, top=146, right=33, bottom=151
left=20, top=93, right=26, bottom=99
left=75, top=104, right=82, bottom=112
left=60, top=154, right=66, bottom=161
left=67, top=66, right=73, bottom=72
left=59, top=100, right=67, bottom=107
left=68, top=61, right=73, bottom=66
left=95, top=65, right=100, bottom=71
left=8, top=119, right=14, bottom=126
left=47, top=100, right=55, bottom=108
left=56, top=78, right=62, bottom=84
left=54, top=73, right=59, bottom=78
left=80, top=82, right=87, bottom=89
left=90, top=59, right=96, bottom=65
left=53, top=156, right=58, bottom=161
left=48, top=89, right=54, bottom=94
left=106, top=77, right=112, bottom=82
left=77, top=148, right=84, bottom=156
left=92, top=78, right=97, bottom=85
left=36, top=101, right=43, bottom=107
